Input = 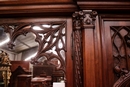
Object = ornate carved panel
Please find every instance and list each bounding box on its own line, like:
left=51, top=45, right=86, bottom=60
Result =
left=111, top=26, right=130, bottom=73
left=110, top=26, right=130, bottom=87
left=99, top=15, right=130, bottom=87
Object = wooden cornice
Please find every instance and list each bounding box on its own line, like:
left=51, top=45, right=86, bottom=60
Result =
left=0, top=4, right=77, bottom=13
left=0, top=0, right=74, bottom=5
left=77, top=1, right=130, bottom=11
left=0, top=0, right=77, bottom=17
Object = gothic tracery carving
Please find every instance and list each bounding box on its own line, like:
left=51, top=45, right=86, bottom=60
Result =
left=111, top=26, right=130, bottom=87
left=1, top=21, right=67, bottom=79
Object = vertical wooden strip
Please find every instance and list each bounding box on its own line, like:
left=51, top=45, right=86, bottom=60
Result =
left=83, top=29, right=95, bottom=87
left=66, top=18, right=73, bottom=87
left=94, top=16, right=103, bottom=87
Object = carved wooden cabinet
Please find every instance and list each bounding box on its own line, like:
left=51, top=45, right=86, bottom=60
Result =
left=0, top=0, right=130, bottom=87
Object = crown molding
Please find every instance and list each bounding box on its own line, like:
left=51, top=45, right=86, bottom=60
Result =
left=77, top=1, right=130, bottom=11
left=0, top=4, right=77, bottom=17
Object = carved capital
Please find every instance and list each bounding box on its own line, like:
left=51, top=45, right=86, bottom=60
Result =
left=82, top=10, right=97, bottom=29
left=72, top=10, right=97, bottom=30
left=72, top=11, right=84, bottom=30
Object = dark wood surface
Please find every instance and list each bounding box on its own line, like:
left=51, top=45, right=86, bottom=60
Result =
left=31, top=77, right=52, bottom=87
left=9, top=66, right=31, bottom=87
left=33, top=65, right=55, bottom=77
left=10, top=61, right=30, bottom=72
left=17, top=74, right=32, bottom=87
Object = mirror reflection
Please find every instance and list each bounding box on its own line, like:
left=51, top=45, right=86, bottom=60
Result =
left=0, top=22, right=66, bottom=87
left=0, top=29, right=38, bottom=61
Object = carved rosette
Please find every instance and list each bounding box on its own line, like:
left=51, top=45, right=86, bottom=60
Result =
left=72, top=10, right=97, bottom=87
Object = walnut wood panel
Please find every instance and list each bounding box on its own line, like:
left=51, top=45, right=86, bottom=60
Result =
left=99, top=14, right=130, bottom=87
left=66, top=19, right=73, bottom=87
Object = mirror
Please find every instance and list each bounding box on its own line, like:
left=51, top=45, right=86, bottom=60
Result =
left=0, top=21, right=66, bottom=83
left=0, top=27, right=14, bottom=61
left=0, top=27, right=38, bottom=61
left=13, top=33, right=38, bottom=61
